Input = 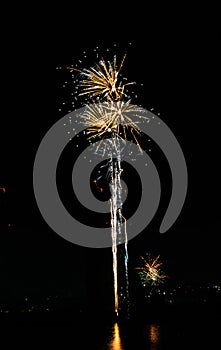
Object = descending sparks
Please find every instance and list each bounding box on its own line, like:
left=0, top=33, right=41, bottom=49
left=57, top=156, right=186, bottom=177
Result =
left=110, top=178, right=119, bottom=315
left=68, top=54, right=135, bottom=101
left=109, top=153, right=130, bottom=316
left=0, top=187, right=6, bottom=193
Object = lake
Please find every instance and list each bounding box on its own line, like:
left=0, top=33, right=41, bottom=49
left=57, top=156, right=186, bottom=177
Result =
left=1, top=305, right=221, bottom=349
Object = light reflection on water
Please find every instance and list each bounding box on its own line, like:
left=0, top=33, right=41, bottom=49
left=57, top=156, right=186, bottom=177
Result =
left=106, top=322, right=161, bottom=350
left=108, top=323, right=124, bottom=350
left=59, top=312, right=221, bottom=350
left=19, top=314, right=220, bottom=349
left=147, top=324, right=161, bottom=350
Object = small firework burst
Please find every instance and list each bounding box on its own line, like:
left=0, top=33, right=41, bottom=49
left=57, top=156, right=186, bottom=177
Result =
left=136, top=254, right=168, bottom=286
left=68, top=54, right=135, bottom=101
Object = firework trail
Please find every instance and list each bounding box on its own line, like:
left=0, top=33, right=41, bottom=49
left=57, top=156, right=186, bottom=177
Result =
left=82, top=104, right=131, bottom=316
left=110, top=156, right=120, bottom=315
left=109, top=141, right=129, bottom=316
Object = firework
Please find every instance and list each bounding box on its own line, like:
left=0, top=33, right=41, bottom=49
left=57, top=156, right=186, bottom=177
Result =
left=80, top=100, right=148, bottom=155
left=67, top=51, right=144, bottom=317
left=136, top=254, right=168, bottom=286
left=68, top=54, right=135, bottom=101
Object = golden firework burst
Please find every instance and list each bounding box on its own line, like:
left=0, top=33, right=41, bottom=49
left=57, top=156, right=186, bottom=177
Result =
left=80, top=101, right=149, bottom=154
left=68, top=54, right=135, bottom=101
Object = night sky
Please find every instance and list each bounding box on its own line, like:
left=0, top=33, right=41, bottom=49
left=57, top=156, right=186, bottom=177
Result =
left=0, top=9, right=220, bottom=313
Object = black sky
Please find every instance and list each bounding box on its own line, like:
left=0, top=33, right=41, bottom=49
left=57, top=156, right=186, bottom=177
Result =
left=0, top=8, right=220, bottom=307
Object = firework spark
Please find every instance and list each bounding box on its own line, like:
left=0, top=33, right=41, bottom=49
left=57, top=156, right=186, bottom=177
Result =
left=68, top=54, right=135, bottom=101
left=136, top=254, right=168, bottom=286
